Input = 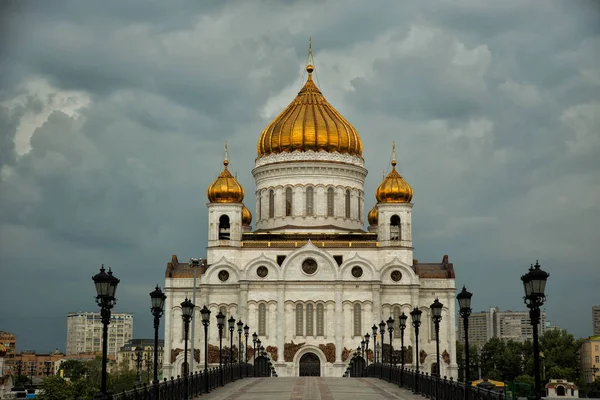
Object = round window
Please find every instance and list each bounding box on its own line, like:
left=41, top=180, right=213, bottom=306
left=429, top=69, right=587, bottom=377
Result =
left=351, top=266, right=363, bottom=278
left=257, top=266, right=268, bottom=278
left=391, top=270, right=402, bottom=282
left=301, top=258, right=318, bottom=275
left=218, top=270, right=230, bottom=282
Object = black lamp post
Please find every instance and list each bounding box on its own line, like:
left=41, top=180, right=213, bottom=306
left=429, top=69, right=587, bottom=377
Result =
left=379, top=320, right=386, bottom=378
left=457, top=286, right=473, bottom=385
left=521, top=261, right=549, bottom=400
left=365, top=333, right=370, bottom=367
left=252, top=332, right=258, bottom=377
left=237, top=320, right=243, bottom=378
left=145, top=353, right=152, bottom=382
left=92, top=265, right=119, bottom=399
left=360, top=340, right=365, bottom=359
left=150, top=285, right=166, bottom=388
left=181, top=298, right=195, bottom=400
left=399, top=312, right=407, bottom=386
left=200, top=305, right=211, bottom=394
left=216, top=311, right=225, bottom=386
left=430, top=298, right=443, bottom=377
left=243, top=325, right=249, bottom=376
left=228, top=316, right=235, bottom=381
left=387, top=316, right=394, bottom=382
left=372, top=325, right=378, bottom=364
left=133, top=347, right=143, bottom=382
left=411, top=307, right=422, bottom=393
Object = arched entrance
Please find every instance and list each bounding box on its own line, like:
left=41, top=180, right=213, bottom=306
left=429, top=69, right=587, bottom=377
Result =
left=299, top=352, right=320, bottom=376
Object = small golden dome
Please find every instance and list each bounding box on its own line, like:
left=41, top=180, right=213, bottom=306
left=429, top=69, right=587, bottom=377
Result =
left=0, top=343, right=6, bottom=357
left=368, top=205, right=378, bottom=226
left=242, top=205, right=252, bottom=225
left=376, top=147, right=413, bottom=203
left=257, top=60, right=363, bottom=158
left=207, top=145, right=244, bottom=203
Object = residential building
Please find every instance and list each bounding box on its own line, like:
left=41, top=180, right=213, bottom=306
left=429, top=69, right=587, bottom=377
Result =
left=0, top=332, right=16, bottom=376
left=162, top=52, right=458, bottom=378
left=14, top=350, right=64, bottom=379
left=66, top=312, right=133, bottom=359
left=593, top=306, right=600, bottom=336
left=117, top=339, right=164, bottom=379
left=580, top=335, right=600, bottom=384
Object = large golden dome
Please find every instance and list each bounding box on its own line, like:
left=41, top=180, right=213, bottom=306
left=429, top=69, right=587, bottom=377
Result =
left=242, top=205, right=252, bottom=225
left=207, top=151, right=244, bottom=203
left=367, top=204, right=378, bottom=226
left=376, top=158, right=413, bottom=203
left=257, top=63, right=363, bottom=158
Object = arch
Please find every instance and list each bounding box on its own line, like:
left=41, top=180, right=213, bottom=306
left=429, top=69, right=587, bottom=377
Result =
left=339, top=253, right=377, bottom=280
left=292, top=345, right=328, bottom=376
left=353, top=303, right=362, bottom=337
left=316, top=303, right=325, bottom=336
left=280, top=241, right=339, bottom=281
left=306, top=186, right=314, bottom=216
left=299, top=352, right=321, bottom=376
left=422, top=353, right=443, bottom=377
left=285, top=187, right=293, bottom=216
left=306, top=303, right=314, bottom=336
left=327, top=187, right=334, bottom=217
left=295, top=303, right=303, bottom=336
left=258, top=303, right=267, bottom=336
left=204, top=257, right=240, bottom=284
left=268, top=189, right=275, bottom=218
left=218, top=215, right=230, bottom=240
left=242, top=254, right=281, bottom=280
left=390, top=214, right=400, bottom=241
left=556, top=386, right=566, bottom=396
left=380, top=257, right=419, bottom=285
left=345, top=189, right=351, bottom=218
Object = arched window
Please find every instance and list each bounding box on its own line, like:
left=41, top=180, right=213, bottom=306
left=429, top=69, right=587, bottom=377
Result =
left=353, top=303, right=362, bottom=337
left=316, top=304, right=324, bottom=336
left=327, top=188, right=334, bottom=217
left=257, top=193, right=261, bottom=220
left=285, top=187, right=293, bottom=216
left=358, top=193, right=362, bottom=221
left=219, top=306, right=228, bottom=339
left=306, top=187, right=314, bottom=216
left=345, top=189, right=351, bottom=218
left=296, top=304, right=304, bottom=336
left=431, top=363, right=438, bottom=376
left=306, top=304, right=314, bottom=336
left=393, top=306, right=401, bottom=338
left=218, top=215, right=230, bottom=240
left=390, top=215, right=400, bottom=241
left=181, top=361, right=188, bottom=376
left=268, top=189, right=275, bottom=218
left=258, top=304, right=266, bottom=336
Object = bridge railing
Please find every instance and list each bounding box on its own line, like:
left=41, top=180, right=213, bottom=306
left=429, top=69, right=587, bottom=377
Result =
left=352, top=364, right=503, bottom=400
left=109, top=363, right=255, bottom=400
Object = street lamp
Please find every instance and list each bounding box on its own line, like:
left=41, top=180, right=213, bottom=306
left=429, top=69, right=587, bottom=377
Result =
left=365, top=333, right=370, bottom=368
left=411, top=307, right=422, bottom=393
left=431, top=298, right=443, bottom=377
left=228, top=316, right=235, bottom=381
left=252, top=332, right=258, bottom=377
left=216, top=311, right=225, bottom=386
left=360, top=340, right=365, bottom=359
left=92, top=265, right=119, bottom=399
left=372, top=325, right=378, bottom=364
left=243, top=324, right=249, bottom=376
left=521, top=261, right=549, bottom=400
left=133, top=347, right=143, bottom=382
left=200, top=305, right=211, bottom=394
left=387, top=316, right=394, bottom=382
left=237, top=320, right=243, bottom=378
left=150, top=285, right=166, bottom=388
left=399, top=312, right=407, bottom=386
left=379, top=320, right=386, bottom=378
left=457, top=286, right=473, bottom=384
left=181, top=297, right=195, bottom=400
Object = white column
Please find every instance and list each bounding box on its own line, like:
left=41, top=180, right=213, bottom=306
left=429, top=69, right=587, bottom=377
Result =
left=239, top=284, right=248, bottom=323
left=335, top=284, right=343, bottom=362
left=277, top=284, right=285, bottom=362
left=162, top=287, right=173, bottom=377
left=372, top=284, right=381, bottom=325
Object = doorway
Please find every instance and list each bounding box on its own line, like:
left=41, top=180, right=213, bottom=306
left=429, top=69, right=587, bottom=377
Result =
left=299, top=353, right=320, bottom=376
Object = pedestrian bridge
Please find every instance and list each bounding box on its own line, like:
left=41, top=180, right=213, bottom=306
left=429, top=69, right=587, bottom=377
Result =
left=193, top=377, right=421, bottom=399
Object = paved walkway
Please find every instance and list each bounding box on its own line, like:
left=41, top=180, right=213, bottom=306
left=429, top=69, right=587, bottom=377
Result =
left=195, top=377, right=423, bottom=400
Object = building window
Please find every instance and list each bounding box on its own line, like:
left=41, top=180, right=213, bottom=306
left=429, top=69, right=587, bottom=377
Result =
left=306, top=187, right=314, bottom=216
left=257, top=194, right=261, bottom=220
left=345, top=189, right=351, bottom=218
left=358, top=193, right=362, bottom=221
left=596, top=355, right=600, bottom=363
left=220, top=306, right=228, bottom=339
left=353, top=303, right=362, bottom=337
left=390, top=215, right=400, bottom=241
left=218, top=215, right=230, bottom=240
left=285, top=187, right=293, bottom=216
left=268, top=189, right=275, bottom=218
left=306, top=304, right=314, bottom=336
left=296, top=304, right=303, bottom=336
left=327, top=187, right=334, bottom=217
left=393, top=306, right=401, bottom=338
left=316, top=304, right=324, bottom=336
left=258, top=304, right=266, bottom=336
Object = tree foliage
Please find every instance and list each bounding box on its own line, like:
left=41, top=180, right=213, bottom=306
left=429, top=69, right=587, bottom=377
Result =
left=37, top=376, right=75, bottom=400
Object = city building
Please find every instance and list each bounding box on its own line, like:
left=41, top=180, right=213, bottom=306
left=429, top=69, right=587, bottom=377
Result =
left=580, top=335, right=600, bottom=384
left=117, top=339, right=164, bottom=379
left=545, top=379, right=578, bottom=398
left=0, top=332, right=16, bottom=376
left=14, top=350, right=64, bottom=380
left=458, top=307, right=546, bottom=345
left=66, top=312, right=134, bottom=359
left=162, top=53, right=458, bottom=378
left=593, top=306, right=600, bottom=336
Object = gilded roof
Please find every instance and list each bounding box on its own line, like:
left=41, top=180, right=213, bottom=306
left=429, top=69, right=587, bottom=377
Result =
left=368, top=204, right=378, bottom=226
left=206, top=158, right=244, bottom=203
left=242, top=205, right=252, bottom=225
left=375, top=148, right=413, bottom=203
left=257, top=63, right=363, bottom=158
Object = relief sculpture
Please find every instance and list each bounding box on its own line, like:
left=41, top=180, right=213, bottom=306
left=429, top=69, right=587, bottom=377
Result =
left=342, top=347, right=351, bottom=362
left=284, top=341, right=305, bottom=362
left=442, top=350, right=450, bottom=365
left=318, top=343, right=336, bottom=363
left=266, top=345, right=278, bottom=361
left=170, top=348, right=182, bottom=363
left=420, top=349, right=427, bottom=364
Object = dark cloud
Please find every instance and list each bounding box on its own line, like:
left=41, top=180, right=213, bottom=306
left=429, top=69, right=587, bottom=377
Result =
left=0, top=0, right=598, bottom=352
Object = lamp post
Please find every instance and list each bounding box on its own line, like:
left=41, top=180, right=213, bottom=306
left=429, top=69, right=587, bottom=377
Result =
left=134, top=347, right=143, bottom=382
left=360, top=340, right=365, bottom=359
left=145, top=353, right=152, bottom=383
left=237, top=320, right=243, bottom=378
left=228, top=316, right=235, bottom=382
left=252, top=332, right=258, bottom=377
left=372, top=325, right=378, bottom=364
left=411, top=307, right=422, bottom=393
left=399, top=312, right=407, bottom=387
left=521, top=261, right=549, bottom=400
left=200, top=305, right=211, bottom=394
left=387, top=316, right=394, bottom=382
left=457, top=286, right=473, bottom=385
left=379, top=320, right=386, bottom=378
left=181, top=298, right=195, bottom=400
left=243, top=325, right=249, bottom=376
left=92, top=265, right=119, bottom=399
left=430, top=298, right=443, bottom=377
left=216, top=311, right=225, bottom=386
left=365, top=333, right=370, bottom=368
left=150, top=285, right=166, bottom=388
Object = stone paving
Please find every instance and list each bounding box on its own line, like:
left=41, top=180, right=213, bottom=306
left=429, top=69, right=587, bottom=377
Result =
left=195, top=377, right=424, bottom=400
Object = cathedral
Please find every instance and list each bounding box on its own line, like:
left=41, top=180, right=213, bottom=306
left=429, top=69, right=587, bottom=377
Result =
left=162, top=51, right=458, bottom=378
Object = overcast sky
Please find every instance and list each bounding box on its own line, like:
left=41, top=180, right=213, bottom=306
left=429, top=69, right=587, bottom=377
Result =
left=1, top=1, right=599, bottom=352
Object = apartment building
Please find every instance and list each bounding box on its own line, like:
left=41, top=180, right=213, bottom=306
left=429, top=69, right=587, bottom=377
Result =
left=66, top=312, right=133, bottom=359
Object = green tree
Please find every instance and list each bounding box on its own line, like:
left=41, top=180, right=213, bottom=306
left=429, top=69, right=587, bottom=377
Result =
left=480, top=338, right=525, bottom=381
left=539, top=329, right=580, bottom=382
left=37, top=376, right=74, bottom=400
left=61, top=359, right=88, bottom=381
